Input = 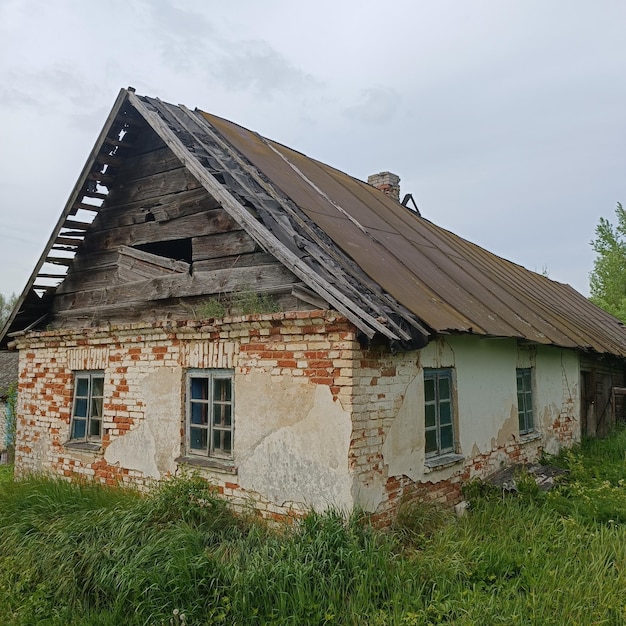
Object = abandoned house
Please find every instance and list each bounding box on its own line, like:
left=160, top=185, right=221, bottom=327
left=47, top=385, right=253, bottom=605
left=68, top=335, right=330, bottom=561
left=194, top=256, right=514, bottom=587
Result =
left=2, top=87, right=626, bottom=523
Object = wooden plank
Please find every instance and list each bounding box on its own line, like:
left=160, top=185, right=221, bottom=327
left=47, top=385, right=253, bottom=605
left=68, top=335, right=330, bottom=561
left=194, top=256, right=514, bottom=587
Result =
left=83, top=191, right=109, bottom=201
left=192, top=231, right=257, bottom=261
left=91, top=190, right=224, bottom=230
left=83, top=210, right=238, bottom=253
left=72, top=202, right=102, bottom=212
left=55, top=236, right=85, bottom=246
left=193, top=252, right=278, bottom=272
left=63, top=219, right=90, bottom=230
left=118, top=245, right=190, bottom=274
left=115, top=146, right=185, bottom=183
left=107, top=166, right=199, bottom=206
left=52, top=264, right=298, bottom=313
left=54, top=266, right=120, bottom=295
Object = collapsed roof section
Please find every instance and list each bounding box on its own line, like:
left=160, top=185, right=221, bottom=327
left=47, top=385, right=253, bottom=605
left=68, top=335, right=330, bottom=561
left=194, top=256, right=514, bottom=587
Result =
left=2, top=87, right=626, bottom=358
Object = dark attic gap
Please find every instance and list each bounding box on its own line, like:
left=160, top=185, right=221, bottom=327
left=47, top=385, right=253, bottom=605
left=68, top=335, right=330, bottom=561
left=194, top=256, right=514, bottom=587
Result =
left=134, top=239, right=193, bottom=264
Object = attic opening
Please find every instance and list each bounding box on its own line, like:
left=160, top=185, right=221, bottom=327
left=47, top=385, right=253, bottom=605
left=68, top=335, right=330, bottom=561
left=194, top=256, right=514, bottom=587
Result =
left=134, top=238, right=193, bottom=264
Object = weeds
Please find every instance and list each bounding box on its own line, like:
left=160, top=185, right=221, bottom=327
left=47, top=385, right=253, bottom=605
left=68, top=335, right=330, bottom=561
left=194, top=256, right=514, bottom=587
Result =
left=1, top=430, right=626, bottom=623
left=189, top=287, right=281, bottom=321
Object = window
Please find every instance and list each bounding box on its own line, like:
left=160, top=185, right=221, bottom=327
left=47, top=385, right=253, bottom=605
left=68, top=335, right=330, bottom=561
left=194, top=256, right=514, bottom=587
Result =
left=70, top=371, right=104, bottom=442
left=424, top=368, right=455, bottom=457
left=186, top=370, right=234, bottom=459
left=516, top=368, right=534, bottom=434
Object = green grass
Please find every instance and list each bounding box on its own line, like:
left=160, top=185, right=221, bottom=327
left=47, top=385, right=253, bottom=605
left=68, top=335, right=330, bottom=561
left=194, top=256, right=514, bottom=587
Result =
left=1, top=429, right=626, bottom=624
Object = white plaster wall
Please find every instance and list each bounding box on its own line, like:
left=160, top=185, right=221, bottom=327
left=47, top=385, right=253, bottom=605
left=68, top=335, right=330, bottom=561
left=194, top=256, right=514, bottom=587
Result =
left=236, top=373, right=353, bottom=512
left=381, top=336, right=581, bottom=486
left=105, top=366, right=183, bottom=479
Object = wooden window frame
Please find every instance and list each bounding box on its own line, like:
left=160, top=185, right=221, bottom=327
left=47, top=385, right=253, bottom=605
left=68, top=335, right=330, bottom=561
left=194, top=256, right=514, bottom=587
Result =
left=424, top=368, right=456, bottom=458
left=69, top=371, right=104, bottom=443
left=186, top=369, right=234, bottom=460
left=516, top=367, right=534, bottom=435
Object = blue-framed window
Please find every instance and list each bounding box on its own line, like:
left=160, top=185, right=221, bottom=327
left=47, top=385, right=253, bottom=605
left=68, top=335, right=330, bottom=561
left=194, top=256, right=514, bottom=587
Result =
left=186, top=370, right=234, bottom=459
left=70, top=371, right=104, bottom=442
left=424, top=368, right=455, bottom=457
left=516, top=368, right=534, bottom=434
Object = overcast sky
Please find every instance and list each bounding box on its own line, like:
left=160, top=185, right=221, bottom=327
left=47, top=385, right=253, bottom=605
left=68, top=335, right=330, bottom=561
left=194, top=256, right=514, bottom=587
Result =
left=1, top=0, right=625, bottom=300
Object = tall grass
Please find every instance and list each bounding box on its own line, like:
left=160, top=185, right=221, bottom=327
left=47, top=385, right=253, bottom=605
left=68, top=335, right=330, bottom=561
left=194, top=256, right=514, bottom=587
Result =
left=0, top=430, right=626, bottom=624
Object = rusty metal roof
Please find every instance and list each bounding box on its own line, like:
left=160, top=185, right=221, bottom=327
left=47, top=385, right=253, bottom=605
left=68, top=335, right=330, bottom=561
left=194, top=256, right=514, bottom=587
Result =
left=3, top=88, right=626, bottom=357
left=200, top=110, right=626, bottom=356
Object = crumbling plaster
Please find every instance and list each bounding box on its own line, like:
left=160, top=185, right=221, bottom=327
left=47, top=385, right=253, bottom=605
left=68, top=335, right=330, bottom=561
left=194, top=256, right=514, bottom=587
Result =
left=236, top=377, right=353, bottom=511
left=379, top=336, right=580, bottom=489
left=105, top=366, right=182, bottom=478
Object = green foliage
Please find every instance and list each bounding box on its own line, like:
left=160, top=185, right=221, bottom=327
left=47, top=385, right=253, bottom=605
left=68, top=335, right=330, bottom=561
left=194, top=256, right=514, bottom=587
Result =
left=3, top=435, right=626, bottom=623
left=194, top=298, right=227, bottom=319
left=230, top=288, right=281, bottom=315
left=589, top=202, right=626, bottom=321
left=190, top=288, right=281, bottom=321
left=0, top=292, right=17, bottom=328
left=392, top=497, right=452, bottom=547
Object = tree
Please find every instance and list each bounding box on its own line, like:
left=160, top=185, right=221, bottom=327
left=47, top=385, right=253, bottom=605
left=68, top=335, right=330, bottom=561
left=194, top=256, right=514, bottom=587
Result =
left=589, top=203, right=626, bottom=322
left=0, top=292, right=17, bottom=328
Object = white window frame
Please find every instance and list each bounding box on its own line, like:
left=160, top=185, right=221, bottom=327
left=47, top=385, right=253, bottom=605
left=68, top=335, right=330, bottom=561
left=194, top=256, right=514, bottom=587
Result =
left=186, top=369, right=234, bottom=459
left=69, top=371, right=104, bottom=442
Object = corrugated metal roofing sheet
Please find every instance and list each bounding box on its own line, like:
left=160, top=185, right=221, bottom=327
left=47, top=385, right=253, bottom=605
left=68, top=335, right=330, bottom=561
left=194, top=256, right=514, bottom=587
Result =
left=200, top=110, right=626, bottom=357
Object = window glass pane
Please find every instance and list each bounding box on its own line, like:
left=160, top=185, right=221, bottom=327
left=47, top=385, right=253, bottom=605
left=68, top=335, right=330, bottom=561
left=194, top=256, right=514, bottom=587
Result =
left=213, top=403, right=232, bottom=427
left=425, top=403, right=436, bottom=427
left=425, top=429, right=437, bottom=454
left=518, top=409, right=525, bottom=432
left=92, top=376, right=104, bottom=397
left=424, top=377, right=435, bottom=402
left=438, top=375, right=450, bottom=401
left=91, top=398, right=103, bottom=419
left=89, top=418, right=101, bottom=438
left=213, top=428, right=223, bottom=452
left=76, top=377, right=89, bottom=397
left=72, top=419, right=86, bottom=439
left=74, top=398, right=88, bottom=418
left=190, top=402, right=208, bottom=425
left=440, top=425, right=454, bottom=451
left=190, top=427, right=207, bottom=450
left=222, top=430, right=232, bottom=454
left=439, top=401, right=452, bottom=425
left=214, top=378, right=232, bottom=402
left=190, top=377, right=209, bottom=400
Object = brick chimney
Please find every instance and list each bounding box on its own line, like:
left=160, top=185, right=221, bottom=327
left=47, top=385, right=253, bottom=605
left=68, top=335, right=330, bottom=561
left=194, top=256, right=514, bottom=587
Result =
left=367, top=171, right=400, bottom=202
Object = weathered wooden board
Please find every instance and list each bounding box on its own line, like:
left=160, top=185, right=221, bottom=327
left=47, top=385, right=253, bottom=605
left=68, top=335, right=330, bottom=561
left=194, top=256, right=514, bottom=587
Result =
left=115, top=146, right=185, bottom=183
left=91, top=188, right=222, bottom=230
left=192, top=230, right=257, bottom=261
left=106, top=167, right=200, bottom=206
left=50, top=290, right=312, bottom=329
left=83, top=209, right=242, bottom=253
left=55, top=265, right=121, bottom=295
left=52, top=264, right=299, bottom=313
left=193, top=252, right=279, bottom=272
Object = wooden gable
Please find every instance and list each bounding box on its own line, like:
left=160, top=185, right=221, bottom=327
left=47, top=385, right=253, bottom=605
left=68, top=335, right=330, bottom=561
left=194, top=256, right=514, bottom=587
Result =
left=47, top=116, right=303, bottom=328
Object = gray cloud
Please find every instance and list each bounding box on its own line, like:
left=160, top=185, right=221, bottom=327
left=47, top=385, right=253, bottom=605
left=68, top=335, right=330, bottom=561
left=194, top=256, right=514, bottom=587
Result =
left=343, top=88, right=399, bottom=124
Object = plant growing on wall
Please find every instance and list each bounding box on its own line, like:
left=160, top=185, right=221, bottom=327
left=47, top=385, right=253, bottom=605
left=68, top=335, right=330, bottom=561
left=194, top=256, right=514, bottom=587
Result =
left=189, top=288, right=281, bottom=320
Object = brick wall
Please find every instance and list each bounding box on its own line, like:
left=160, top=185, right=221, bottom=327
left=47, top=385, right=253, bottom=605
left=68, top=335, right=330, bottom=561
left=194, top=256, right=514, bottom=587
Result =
left=13, top=311, right=358, bottom=520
